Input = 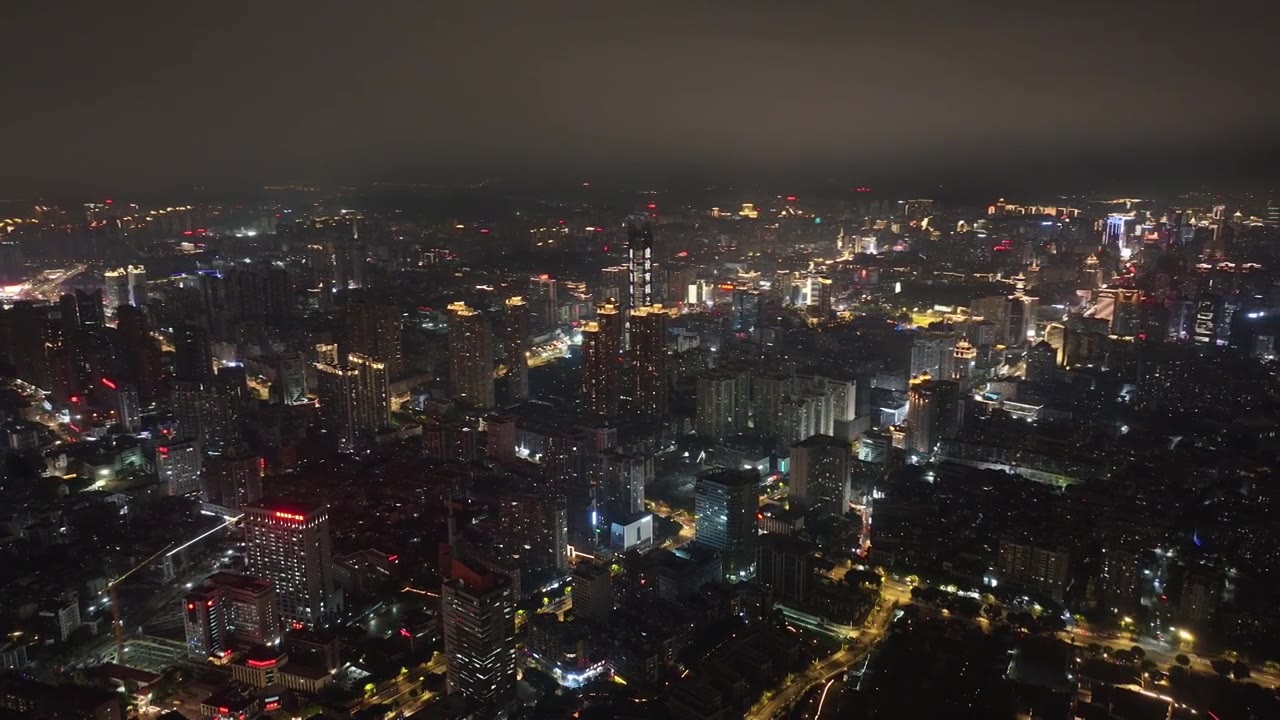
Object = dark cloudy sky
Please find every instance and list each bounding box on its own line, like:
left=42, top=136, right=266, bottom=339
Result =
left=3, top=0, right=1277, bottom=194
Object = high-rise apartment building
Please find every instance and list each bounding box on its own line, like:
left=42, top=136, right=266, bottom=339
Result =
left=343, top=296, right=403, bottom=377
left=629, top=304, right=668, bottom=418
left=906, top=378, right=959, bottom=458
left=314, top=363, right=359, bottom=452
left=789, top=434, right=851, bottom=517
left=695, top=369, right=750, bottom=440
left=349, top=352, right=390, bottom=433
left=757, top=534, right=817, bottom=604
left=499, top=297, right=529, bottom=402
left=448, top=302, right=495, bottom=409
left=571, top=563, right=613, bottom=624
left=204, top=449, right=264, bottom=510
left=581, top=302, right=622, bottom=418
left=243, top=499, right=336, bottom=627
left=157, top=440, right=202, bottom=496
left=441, top=561, right=516, bottom=716
left=694, top=468, right=759, bottom=579
left=173, top=323, right=213, bottom=383
left=528, top=274, right=558, bottom=334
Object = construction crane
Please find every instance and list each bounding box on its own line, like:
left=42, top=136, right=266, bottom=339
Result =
left=106, top=511, right=244, bottom=662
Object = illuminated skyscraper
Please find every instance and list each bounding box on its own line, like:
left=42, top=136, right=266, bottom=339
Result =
left=694, top=468, right=759, bottom=579
left=243, top=499, right=336, bottom=627
left=342, top=295, right=403, bottom=377
left=628, top=304, right=668, bottom=418
left=581, top=302, right=622, bottom=418
left=314, top=362, right=359, bottom=452
left=528, top=274, right=558, bottom=333
left=441, top=560, right=516, bottom=716
left=448, top=302, right=495, bottom=409
left=499, top=297, right=529, bottom=401
left=204, top=449, right=264, bottom=510
left=157, top=440, right=202, bottom=496
left=627, top=215, right=654, bottom=308
left=349, top=352, right=390, bottom=433
left=906, top=378, right=959, bottom=458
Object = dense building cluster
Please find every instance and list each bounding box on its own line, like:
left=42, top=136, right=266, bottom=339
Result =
left=2, top=185, right=1280, bottom=720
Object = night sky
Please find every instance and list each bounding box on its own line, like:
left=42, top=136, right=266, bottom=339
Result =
left=4, top=0, right=1278, bottom=194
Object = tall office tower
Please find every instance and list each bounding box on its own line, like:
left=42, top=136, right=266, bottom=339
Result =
left=342, top=296, right=403, bottom=376
left=571, top=563, right=613, bottom=623
left=441, top=561, right=516, bottom=716
left=448, top=302, right=495, bottom=409
left=626, top=215, right=654, bottom=308
left=694, top=468, right=760, bottom=579
left=182, top=584, right=226, bottom=659
left=275, top=352, right=310, bottom=405
left=757, top=534, right=817, bottom=604
left=114, top=304, right=160, bottom=405
left=498, top=297, right=529, bottom=402
left=349, top=352, right=390, bottom=433
left=243, top=499, right=336, bottom=627
left=789, top=434, right=852, bottom=517
left=173, top=323, right=213, bottom=383
left=204, top=449, right=264, bottom=510
left=314, top=362, right=360, bottom=453
left=906, top=378, right=959, bottom=459
left=1024, top=341, right=1057, bottom=383
left=581, top=302, right=622, bottom=418
left=629, top=304, right=668, bottom=418
left=157, top=440, right=203, bottom=496
left=731, top=288, right=763, bottom=334
left=528, top=274, right=558, bottom=334
left=695, top=368, right=749, bottom=440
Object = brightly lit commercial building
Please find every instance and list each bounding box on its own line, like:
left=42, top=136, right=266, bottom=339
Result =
left=243, top=499, right=336, bottom=627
